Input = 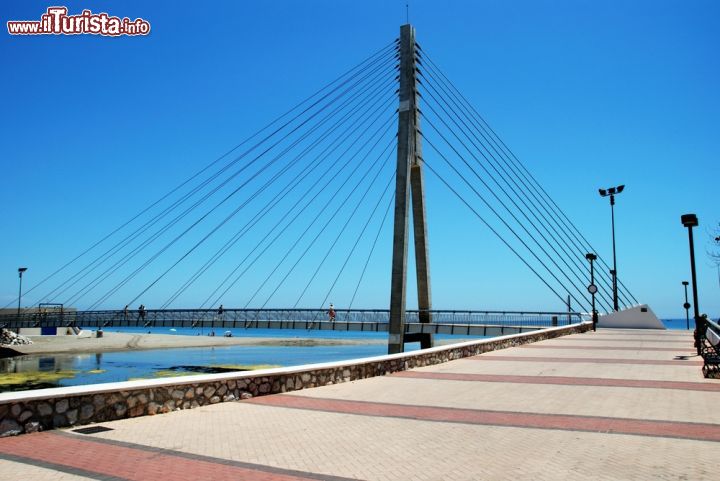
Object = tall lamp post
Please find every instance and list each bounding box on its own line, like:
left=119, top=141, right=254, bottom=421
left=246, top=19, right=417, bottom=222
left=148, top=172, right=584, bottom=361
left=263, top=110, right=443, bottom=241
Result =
left=17, top=267, right=28, bottom=318
left=680, top=214, right=701, bottom=354
left=715, top=236, right=720, bottom=290
left=598, top=184, right=625, bottom=311
left=682, top=281, right=690, bottom=330
left=585, top=253, right=598, bottom=331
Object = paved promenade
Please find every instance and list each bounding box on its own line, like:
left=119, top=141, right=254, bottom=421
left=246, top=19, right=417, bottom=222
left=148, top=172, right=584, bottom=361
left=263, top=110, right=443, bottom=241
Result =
left=1, top=328, right=718, bottom=480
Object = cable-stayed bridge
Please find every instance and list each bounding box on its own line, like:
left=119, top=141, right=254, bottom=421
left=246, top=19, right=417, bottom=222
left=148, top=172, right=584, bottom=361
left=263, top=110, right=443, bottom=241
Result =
left=2, top=25, right=637, bottom=352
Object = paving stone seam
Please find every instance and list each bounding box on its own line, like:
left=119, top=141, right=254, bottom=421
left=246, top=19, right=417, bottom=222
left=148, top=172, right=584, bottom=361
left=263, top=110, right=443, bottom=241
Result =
left=390, top=371, right=720, bottom=392
left=519, top=345, right=695, bottom=352
left=247, top=394, right=720, bottom=442
left=466, top=355, right=703, bottom=366
left=52, top=431, right=362, bottom=481
left=0, top=452, right=127, bottom=481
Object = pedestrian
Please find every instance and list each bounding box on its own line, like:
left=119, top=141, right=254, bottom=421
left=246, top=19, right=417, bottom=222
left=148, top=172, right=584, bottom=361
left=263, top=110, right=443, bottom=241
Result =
left=328, top=303, right=336, bottom=323
left=123, top=305, right=129, bottom=321
left=138, top=304, right=146, bottom=322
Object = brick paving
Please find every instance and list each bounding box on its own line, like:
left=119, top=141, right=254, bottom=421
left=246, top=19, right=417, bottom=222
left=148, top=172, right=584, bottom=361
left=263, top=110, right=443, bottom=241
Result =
left=1, top=328, right=719, bottom=480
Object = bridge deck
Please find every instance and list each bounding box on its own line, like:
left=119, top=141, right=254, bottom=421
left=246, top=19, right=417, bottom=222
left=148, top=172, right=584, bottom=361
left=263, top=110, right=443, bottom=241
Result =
left=1, top=308, right=584, bottom=338
left=1, top=328, right=716, bottom=480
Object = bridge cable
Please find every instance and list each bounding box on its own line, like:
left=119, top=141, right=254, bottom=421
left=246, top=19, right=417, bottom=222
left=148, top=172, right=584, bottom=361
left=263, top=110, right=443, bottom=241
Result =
left=418, top=91, right=611, bottom=312
left=203, top=125, right=398, bottom=308
left=160, top=97, right=399, bottom=308
left=78, top=64, right=399, bottom=309
left=314, top=172, right=395, bottom=314
left=347, top=191, right=395, bottom=311
left=34, top=46, right=399, bottom=308
left=245, top=136, right=396, bottom=308
left=417, top=71, right=616, bottom=312
left=419, top=73, right=623, bottom=311
left=422, top=133, right=590, bottom=311
left=8, top=40, right=398, bottom=310
left=63, top=53, right=398, bottom=308
left=421, top=159, right=569, bottom=306
left=418, top=49, right=637, bottom=307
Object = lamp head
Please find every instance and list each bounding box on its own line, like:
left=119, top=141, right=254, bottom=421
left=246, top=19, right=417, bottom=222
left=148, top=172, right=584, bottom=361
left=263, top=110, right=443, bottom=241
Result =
left=598, top=188, right=607, bottom=196
left=18, top=267, right=27, bottom=274
left=585, top=253, right=597, bottom=261
left=680, top=213, right=698, bottom=228
left=616, top=184, right=625, bottom=193
left=608, top=187, right=616, bottom=195
left=682, top=281, right=689, bottom=286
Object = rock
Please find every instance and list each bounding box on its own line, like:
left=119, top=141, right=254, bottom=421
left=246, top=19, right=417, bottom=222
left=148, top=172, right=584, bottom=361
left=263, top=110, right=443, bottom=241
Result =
left=37, top=402, right=53, bottom=417
left=66, top=409, right=78, bottom=424
left=239, top=391, right=253, bottom=400
left=56, top=399, right=69, bottom=414
left=209, top=396, right=220, bottom=404
left=258, top=383, right=270, bottom=394
left=24, top=422, right=41, bottom=434
left=203, top=386, right=216, bottom=398
left=129, top=406, right=144, bottom=418
left=171, top=390, right=184, bottom=400
left=93, top=395, right=105, bottom=409
left=0, top=419, right=22, bottom=437
left=10, top=404, right=21, bottom=417
left=0, top=329, right=33, bottom=346
left=80, top=404, right=94, bottom=420
left=184, top=388, right=195, bottom=399
left=114, top=403, right=127, bottom=417
left=53, top=414, right=67, bottom=428
left=222, top=394, right=236, bottom=402
left=147, top=402, right=161, bottom=415
left=216, top=385, right=228, bottom=396
left=18, top=410, right=33, bottom=423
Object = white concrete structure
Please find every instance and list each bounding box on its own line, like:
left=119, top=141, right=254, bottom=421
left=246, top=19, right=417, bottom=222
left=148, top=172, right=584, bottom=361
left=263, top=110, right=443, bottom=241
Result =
left=597, top=304, right=665, bottom=329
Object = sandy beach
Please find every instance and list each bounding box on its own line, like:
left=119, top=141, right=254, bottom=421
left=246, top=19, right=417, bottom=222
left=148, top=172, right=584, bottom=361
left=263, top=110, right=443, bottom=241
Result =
left=1, top=331, right=385, bottom=357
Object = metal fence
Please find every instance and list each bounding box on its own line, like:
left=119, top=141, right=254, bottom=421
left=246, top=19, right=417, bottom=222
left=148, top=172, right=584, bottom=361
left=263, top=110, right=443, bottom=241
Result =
left=0, top=308, right=587, bottom=330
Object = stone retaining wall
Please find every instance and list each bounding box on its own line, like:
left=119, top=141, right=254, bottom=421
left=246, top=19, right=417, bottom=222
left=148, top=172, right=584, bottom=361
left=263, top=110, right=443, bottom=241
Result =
left=0, top=322, right=591, bottom=436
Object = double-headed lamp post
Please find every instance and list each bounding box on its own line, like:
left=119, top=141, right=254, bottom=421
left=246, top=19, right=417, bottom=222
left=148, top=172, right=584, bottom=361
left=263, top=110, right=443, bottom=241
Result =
left=17, top=267, right=28, bottom=317
left=585, top=253, right=598, bottom=331
left=681, top=281, right=690, bottom=331
left=598, top=184, right=625, bottom=311
left=680, top=214, right=701, bottom=354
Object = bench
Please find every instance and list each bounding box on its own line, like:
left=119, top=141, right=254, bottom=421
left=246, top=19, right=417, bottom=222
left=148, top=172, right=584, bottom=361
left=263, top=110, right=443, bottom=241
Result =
left=701, top=320, right=720, bottom=378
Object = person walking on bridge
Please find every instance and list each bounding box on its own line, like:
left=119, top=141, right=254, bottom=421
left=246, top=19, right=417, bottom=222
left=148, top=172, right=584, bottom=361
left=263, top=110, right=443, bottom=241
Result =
left=328, top=303, right=336, bottom=323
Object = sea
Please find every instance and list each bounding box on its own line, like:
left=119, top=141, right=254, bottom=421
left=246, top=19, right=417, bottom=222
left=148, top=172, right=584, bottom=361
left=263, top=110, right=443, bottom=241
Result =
left=0, top=320, right=694, bottom=392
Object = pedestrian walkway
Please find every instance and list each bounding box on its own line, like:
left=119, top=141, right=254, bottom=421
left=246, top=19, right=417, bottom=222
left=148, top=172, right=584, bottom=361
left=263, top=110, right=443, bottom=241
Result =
left=1, top=328, right=718, bottom=480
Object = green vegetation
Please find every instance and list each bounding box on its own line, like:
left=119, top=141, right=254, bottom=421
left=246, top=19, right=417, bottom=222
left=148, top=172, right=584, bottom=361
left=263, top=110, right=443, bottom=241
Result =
left=128, top=363, right=282, bottom=381
left=0, top=370, right=77, bottom=392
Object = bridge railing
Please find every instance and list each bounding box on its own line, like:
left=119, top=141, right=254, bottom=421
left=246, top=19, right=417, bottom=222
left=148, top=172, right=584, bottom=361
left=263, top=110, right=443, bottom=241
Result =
left=0, top=308, right=587, bottom=329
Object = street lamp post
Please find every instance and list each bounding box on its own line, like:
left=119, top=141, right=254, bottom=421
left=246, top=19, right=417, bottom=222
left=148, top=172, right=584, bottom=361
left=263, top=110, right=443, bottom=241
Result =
left=598, top=185, right=625, bottom=311
left=681, top=281, right=690, bottom=331
left=680, top=214, right=701, bottom=354
left=17, top=267, right=28, bottom=318
left=585, top=253, right=598, bottom=331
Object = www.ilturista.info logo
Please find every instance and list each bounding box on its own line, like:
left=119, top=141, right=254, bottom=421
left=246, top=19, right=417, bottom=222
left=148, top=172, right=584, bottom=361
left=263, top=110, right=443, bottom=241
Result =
left=7, top=6, right=151, bottom=36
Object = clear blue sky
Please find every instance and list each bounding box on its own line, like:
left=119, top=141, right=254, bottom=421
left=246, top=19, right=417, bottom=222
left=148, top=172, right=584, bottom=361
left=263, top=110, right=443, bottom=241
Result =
left=1, top=0, right=718, bottom=318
